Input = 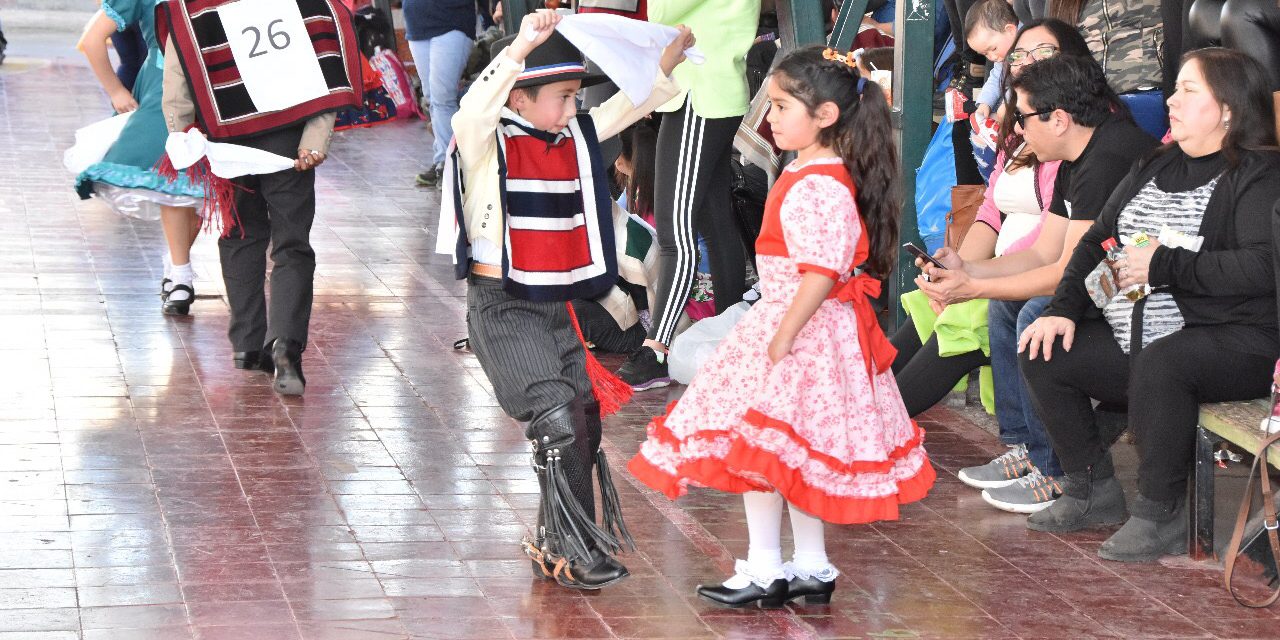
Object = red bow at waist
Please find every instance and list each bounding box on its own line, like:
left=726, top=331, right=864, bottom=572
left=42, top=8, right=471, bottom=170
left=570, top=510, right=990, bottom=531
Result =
left=828, top=273, right=897, bottom=380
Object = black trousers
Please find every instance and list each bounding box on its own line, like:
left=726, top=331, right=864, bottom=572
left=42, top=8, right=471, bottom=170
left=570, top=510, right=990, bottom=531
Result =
left=891, top=316, right=990, bottom=418
left=220, top=125, right=316, bottom=353
left=647, top=97, right=746, bottom=347
left=570, top=300, right=646, bottom=355
left=466, top=275, right=591, bottom=422
left=1020, top=319, right=1273, bottom=501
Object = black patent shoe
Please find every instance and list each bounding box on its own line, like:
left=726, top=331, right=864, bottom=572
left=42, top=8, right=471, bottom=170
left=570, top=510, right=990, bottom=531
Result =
left=271, top=339, right=306, bottom=396
left=160, top=278, right=171, bottom=299
left=233, top=351, right=273, bottom=373
left=786, top=575, right=836, bottom=605
left=162, top=284, right=193, bottom=316
left=697, top=577, right=788, bottom=609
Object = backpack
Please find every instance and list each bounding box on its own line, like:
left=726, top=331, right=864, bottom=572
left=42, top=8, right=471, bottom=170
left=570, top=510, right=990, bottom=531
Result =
left=369, top=48, right=423, bottom=120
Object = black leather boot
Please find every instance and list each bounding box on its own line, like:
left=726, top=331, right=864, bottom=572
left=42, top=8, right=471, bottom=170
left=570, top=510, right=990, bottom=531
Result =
left=1098, top=494, right=1187, bottom=562
left=270, top=339, right=305, bottom=396
left=1027, top=451, right=1126, bottom=533
left=521, top=400, right=628, bottom=590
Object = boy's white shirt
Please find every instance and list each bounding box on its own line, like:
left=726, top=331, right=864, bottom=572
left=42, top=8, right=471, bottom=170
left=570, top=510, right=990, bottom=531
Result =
left=439, top=48, right=681, bottom=265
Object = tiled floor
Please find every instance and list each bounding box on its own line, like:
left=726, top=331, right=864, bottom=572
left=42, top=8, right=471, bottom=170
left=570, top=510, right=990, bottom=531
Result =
left=0, top=46, right=1278, bottom=640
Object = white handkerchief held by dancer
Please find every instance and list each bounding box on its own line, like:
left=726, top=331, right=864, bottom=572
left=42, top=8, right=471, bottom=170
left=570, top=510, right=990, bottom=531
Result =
left=217, top=0, right=331, bottom=113
left=63, top=112, right=134, bottom=174
left=164, top=130, right=296, bottom=179
left=554, top=14, right=704, bottom=107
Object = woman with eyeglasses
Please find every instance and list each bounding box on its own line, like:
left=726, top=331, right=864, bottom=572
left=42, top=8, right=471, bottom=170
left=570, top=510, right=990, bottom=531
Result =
left=909, top=20, right=1149, bottom=517
left=1019, top=48, right=1280, bottom=563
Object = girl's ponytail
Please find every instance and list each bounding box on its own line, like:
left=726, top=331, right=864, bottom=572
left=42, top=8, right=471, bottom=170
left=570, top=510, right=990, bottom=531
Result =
left=773, top=46, right=901, bottom=279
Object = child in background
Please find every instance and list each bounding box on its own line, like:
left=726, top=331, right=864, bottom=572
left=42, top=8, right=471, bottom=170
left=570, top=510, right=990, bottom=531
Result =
left=628, top=46, right=934, bottom=608
left=854, top=46, right=894, bottom=106
left=963, top=0, right=1019, bottom=126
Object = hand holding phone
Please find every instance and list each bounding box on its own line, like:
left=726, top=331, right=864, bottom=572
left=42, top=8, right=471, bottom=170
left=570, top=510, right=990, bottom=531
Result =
left=903, top=242, right=948, bottom=270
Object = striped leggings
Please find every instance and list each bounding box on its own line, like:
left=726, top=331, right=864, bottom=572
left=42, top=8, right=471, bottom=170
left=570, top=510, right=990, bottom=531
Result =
left=647, top=98, right=747, bottom=347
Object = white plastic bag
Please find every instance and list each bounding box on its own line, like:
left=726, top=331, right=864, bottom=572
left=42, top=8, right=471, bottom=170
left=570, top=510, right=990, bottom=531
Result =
left=63, top=112, right=133, bottom=174
left=667, top=301, right=752, bottom=385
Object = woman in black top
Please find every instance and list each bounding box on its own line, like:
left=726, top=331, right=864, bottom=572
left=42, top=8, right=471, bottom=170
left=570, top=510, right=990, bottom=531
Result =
left=1017, top=48, right=1280, bottom=562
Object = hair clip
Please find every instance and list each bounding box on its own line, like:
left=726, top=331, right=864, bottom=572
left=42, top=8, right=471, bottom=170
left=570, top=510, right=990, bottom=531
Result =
left=823, top=47, right=858, bottom=69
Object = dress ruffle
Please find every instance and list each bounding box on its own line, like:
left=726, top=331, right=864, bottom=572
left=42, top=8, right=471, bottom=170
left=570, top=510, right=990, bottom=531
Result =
left=627, top=403, right=936, bottom=525
left=76, top=161, right=205, bottom=200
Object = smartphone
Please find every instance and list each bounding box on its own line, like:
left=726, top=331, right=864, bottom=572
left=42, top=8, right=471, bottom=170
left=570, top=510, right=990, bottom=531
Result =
left=903, top=242, right=948, bottom=270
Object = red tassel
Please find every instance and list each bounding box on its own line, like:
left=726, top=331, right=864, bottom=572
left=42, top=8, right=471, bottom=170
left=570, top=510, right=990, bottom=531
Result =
left=152, top=153, right=252, bottom=239
left=565, top=302, right=634, bottom=416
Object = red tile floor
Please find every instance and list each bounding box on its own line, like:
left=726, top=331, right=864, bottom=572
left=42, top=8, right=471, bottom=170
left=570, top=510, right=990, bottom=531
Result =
left=1, top=41, right=1278, bottom=640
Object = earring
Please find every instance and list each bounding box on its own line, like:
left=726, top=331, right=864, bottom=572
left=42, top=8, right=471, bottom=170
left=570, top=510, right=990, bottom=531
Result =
left=1224, top=118, right=1231, bottom=131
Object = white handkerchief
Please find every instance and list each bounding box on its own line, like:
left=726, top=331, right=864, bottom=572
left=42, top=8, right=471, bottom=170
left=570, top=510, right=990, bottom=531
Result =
left=555, top=14, right=704, bottom=107
left=63, top=112, right=133, bottom=174
left=165, top=130, right=296, bottom=179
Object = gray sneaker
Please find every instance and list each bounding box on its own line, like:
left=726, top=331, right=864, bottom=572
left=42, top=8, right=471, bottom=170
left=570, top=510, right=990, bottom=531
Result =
left=981, top=470, right=1061, bottom=514
left=957, top=444, right=1033, bottom=489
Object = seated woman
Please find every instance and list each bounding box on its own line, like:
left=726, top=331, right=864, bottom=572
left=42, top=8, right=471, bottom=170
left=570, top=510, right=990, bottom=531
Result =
left=901, top=20, right=1132, bottom=516
left=1018, top=48, right=1280, bottom=562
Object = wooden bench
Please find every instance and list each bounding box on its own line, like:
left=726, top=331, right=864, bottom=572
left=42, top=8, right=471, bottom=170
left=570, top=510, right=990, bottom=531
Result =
left=1191, top=398, right=1278, bottom=560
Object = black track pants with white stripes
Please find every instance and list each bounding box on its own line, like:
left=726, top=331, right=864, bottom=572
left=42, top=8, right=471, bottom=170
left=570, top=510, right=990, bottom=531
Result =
left=647, top=99, right=747, bottom=347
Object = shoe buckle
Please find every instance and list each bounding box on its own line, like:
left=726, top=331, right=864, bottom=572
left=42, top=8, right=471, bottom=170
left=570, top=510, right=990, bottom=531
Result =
left=1265, top=519, right=1279, bottom=531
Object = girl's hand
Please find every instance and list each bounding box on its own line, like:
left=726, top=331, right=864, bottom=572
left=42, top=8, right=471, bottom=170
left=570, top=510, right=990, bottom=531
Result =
left=1018, top=316, right=1076, bottom=361
left=110, top=88, right=139, bottom=113
left=767, top=332, right=795, bottom=364
left=1117, top=239, right=1160, bottom=289
left=659, top=26, right=695, bottom=76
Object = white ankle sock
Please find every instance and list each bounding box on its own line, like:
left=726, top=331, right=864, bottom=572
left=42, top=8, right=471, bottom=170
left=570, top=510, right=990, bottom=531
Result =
left=168, top=263, right=194, bottom=302
left=724, top=491, right=785, bottom=588
left=788, top=503, right=838, bottom=580
left=163, top=253, right=173, bottom=280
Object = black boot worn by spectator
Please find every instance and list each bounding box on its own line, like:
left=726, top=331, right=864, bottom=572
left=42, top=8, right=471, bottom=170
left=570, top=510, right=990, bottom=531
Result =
left=1026, top=451, right=1127, bottom=533
left=271, top=339, right=306, bottom=396
left=1097, top=495, right=1188, bottom=562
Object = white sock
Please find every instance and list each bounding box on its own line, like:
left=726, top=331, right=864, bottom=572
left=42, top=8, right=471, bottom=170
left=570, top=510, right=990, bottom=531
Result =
left=651, top=346, right=666, bottom=364
left=163, top=253, right=173, bottom=280
left=788, top=503, right=838, bottom=581
left=168, top=262, right=194, bottom=302
left=724, top=491, right=784, bottom=588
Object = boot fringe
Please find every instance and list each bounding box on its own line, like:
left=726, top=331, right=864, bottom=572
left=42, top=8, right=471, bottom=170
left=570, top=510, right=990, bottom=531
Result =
left=546, top=453, right=621, bottom=562
left=595, top=448, right=635, bottom=551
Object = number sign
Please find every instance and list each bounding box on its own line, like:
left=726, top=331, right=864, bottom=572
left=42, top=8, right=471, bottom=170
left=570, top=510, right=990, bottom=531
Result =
left=218, top=0, right=330, bottom=113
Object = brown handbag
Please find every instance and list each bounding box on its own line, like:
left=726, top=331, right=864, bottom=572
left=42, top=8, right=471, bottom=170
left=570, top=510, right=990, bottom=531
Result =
left=1223, top=393, right=1280, bottom=608
left=944, top=185, right=986, bottom=250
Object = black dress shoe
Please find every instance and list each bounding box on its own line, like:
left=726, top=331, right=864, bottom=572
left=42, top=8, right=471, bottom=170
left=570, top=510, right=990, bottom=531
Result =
left=160, top=277, right=171, bottom=299
left=271, top=339, right=306, bottom=396
left=162, top=284, right=194, bottom=316
left=232, top=351, right=272, bottom=372
left=786, top=575, right=836, bottom=605
left=697, top=578, right=788, bottom=609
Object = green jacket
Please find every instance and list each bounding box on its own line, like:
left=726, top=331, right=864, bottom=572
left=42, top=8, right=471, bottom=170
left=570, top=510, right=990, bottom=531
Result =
left=648, top=0, right=760, bottom=119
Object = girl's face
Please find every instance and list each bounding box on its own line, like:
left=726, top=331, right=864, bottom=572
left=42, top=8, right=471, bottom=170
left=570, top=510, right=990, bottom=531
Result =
left=1167, top=59, right=1229, bottom=149
left=1008, top=27, right=1060, bottom=78
left=765, top=76, right=838, bottom=152
left=614, top=154, right=632, bottom=180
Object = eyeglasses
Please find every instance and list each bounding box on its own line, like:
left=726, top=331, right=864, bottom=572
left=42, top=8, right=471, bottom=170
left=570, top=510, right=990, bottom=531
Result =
left=1014, top=108, right=1055, bottom=128
left=1008, top=45, right=1059, bottom=66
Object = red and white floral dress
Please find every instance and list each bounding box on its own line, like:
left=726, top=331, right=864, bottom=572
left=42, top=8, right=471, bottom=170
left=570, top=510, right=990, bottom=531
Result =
left=627, top=158, right=935, bottom=524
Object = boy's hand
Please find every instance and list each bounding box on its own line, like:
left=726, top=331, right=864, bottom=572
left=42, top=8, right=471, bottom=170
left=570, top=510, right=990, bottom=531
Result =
left=507, top=10, right=561, bottom=64
left=659, top=25, right=695, bottom=77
